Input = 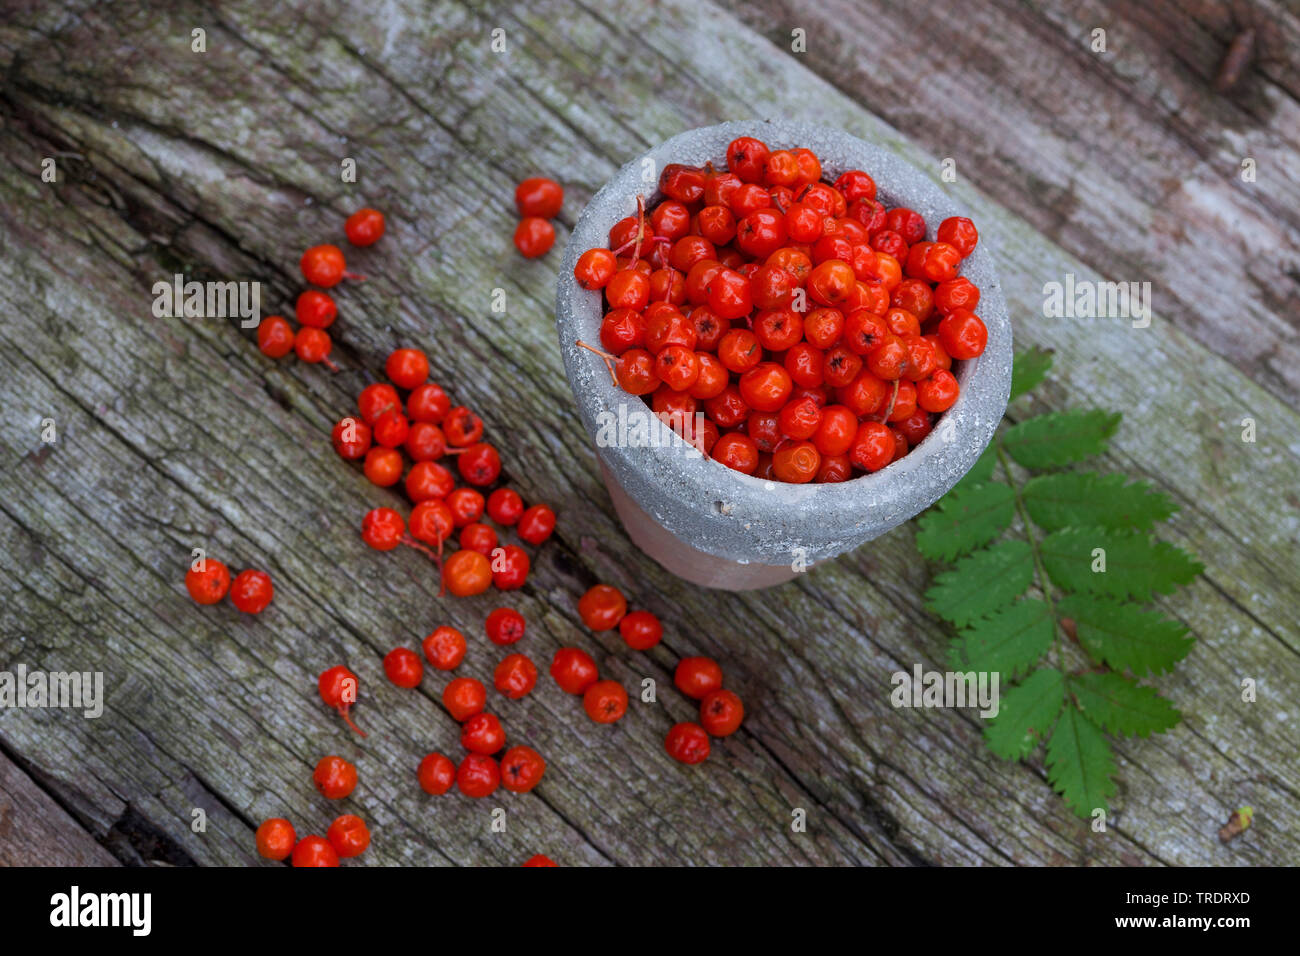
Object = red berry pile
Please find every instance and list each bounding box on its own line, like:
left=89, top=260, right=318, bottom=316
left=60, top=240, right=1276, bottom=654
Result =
left=573, top=137, right=989, bottom=482
left=255, top=811, right=371, bottom=868
left=513, top=176, right=563, bottom=258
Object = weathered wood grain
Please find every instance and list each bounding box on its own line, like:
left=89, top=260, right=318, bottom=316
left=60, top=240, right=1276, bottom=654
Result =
left=0, top=0, right=1295, bottom=867
left=0, top=752, right=120, bottom=866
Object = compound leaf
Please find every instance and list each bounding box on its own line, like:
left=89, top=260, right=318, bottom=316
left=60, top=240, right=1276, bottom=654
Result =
left=1057, top=594, right=1193, bottom=676
left=925, top=539, right=1034, bottom=628
left=984, top=667, right=1065, bottom=760
left=1040, top=527, right=1203, bottom=601
left=948, top=599, right=1055, bottom=679
left=1011, top=346, right=1054, bottom=400
left=1022, top=472, right=1176, bottom=532
left=1002, top=410, right=1121, bottom=470
left=1046, top=703, right=1117, bottom=818
left=1068, top=672, right=1181, bottom=737
left=916, top=480, right=1015, bottom=562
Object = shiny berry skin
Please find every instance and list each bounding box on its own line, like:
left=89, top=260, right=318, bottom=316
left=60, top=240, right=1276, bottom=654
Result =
left=185, top=559, right=230, bottom=605
left=772, top=439, right=821, bottom=483
left=619, top=610, right=663, bottom=650
left=456, top=754, right=500, bottom=798
left=301, top=244, right=348, bottom=288
left=313, top=755, right=357, bottom=800
left=700, top=689, right=745, bottom=736
left=937, top=308, right=988, bottom=360
left=817, top=454, right=852, bottom=482
left=905, top=241, right=961, bottom=284
left=443, top=549, right=493, bottom=597
left=385, top=348, right=429, bottom=390
left=446, top=489, right=485, bottom=529
left=717, top=329, right=762, bottom=374
left=494, top=653, right=538, bottom=699
left=577, top=584, right=627, bottom=631
left=422, top=626, right=467, bottom=670
left=296, top=290, right=337, bottom=328
left=936, top=216, right=978, bottom=257
left=807, top=260, right=856, bottom=306
left=866, top=335, right=911, bottom=381
left=660, top=163, right=707, bottom=203
left=934, top=277, right=980, bottom=315
left=318, top=665, right=365, bottom=736
left=517, top=504, right=556, bottom=545
left=777, top=396, right=822, bottom=440
left=443, top=677, right=486, bottom=722
left=500, top=745, right=547, bottom=793
left=332, top=417, right=372, bottom=460
left=410, top=499, right=455, bottom=548
left=486, top=488, right=524, bottom=526
left=735, top=209, right=788, bottom=260
left=674, top=657, right=723, bottom=700
left=514, top=217, right=556, bottom=258
left=834, top=169, right=877, bottom=204
left=891, top=279, right=935, bottom=322
left=705, top=267, right=753, bottom=320
left=754, top=307, right=804, bottom=351
left=885, top=207, right=926, bottom=244
left=850, top=421, right=895, bottom=472
left=522, top=854, right=557, bottom=867
left=461, top=712, right=506, bottom=755
left=230, top=569, right=274, bottom=614
left=726, top=136, right=770, bottom=183
left=358, top=383, right=401, bottom=424
left=404, top=421, right=446, bottom=461
left=418, top=753, right=456, bottom=795
left=814, top=405, right=859, bottom=457
left=491, top=544, right=531, bottom=590
left=515, top=177, right=564, bottom=218
left=665, top=722, right=711, bottom=765
left=255, top=818, right=296, bottom=860
left=361, top=447, right=402, bottom=487
left=486, top=607, right=526, bottom=645
left=372, top=410, right=409, bottom=448
left=871, top=229, right=908, bottom=260
left=600, top=308, right=645, bottom=354
left=606, top=270, right=649, bottom=311
left=917, top=369, right=960, bottom=413
left=690, top=352, right=729, bottom=400
left=804, top=307, right=845, bottom=349
left=383, top=647, right=423, bottom=688
left=654, top=344, right=700, bottom=392
left=257, top=316, right=294, bottom=358
left=609, top=348, right=659, bottom=394
left=291, top=835, right=339, bottom=867
left=711, top=432, right=759, bottom=474
left=407, top=383, right=450, bottom=423
left=294, top=327, right=333, bottom=365
left=344, top=208, right=385, bottom=246
left=550, top=647, right=599, bottom=695
left=443, top=406, right=483, bottom=446
left=400, top=463, right=448, bottom=504
left=327, top=814, right=370, bottom=858
left=575, top=248, right=618, bottom=290
left=739, top=362, right=793, bottom=413
left=583, top=679, right=628, bottom=723
left=457, top=442, right=502, bottom=486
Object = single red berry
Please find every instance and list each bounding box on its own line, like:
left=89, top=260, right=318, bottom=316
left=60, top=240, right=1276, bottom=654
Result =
left=771, top=439, right=821, bottom=484
left=515, top=177, right=564, bottom=218
left=917, top=369, right=960, bottom=413
left=674, top=657, right=723, bottom=700
left=700, top=689, right=745, bottom=736
left=665, top=722, right=711, bottom=765
left=456, top=442, right=502, bottom=486
left=443, top=548, right=493, bottom=597
left=937, top=308, right=988, bottom=360
left=185, top=558, right=230, bottom=605
left=550, top=647, right=599, bottom=695
left=332, top=416, right=372, bottom=459
left=514, top=217, right=556, bottom=258
left=834, top=169, right=877, bottom=204
left=404, top=421, right=446, bottom=461
left=522, top=853, right=558, bottom=867
left=493, top=653, right=538, bottom=700
left=410, top=499, right=455, bottom=547
left=300, top=244, right=350, bottom=288
left=936, top=216, right=978, bottom=257
left=934, top=277, right=980, bottom=315
left=422, top=625, right=466, bottom=670
left=291, top=835, right=339, bottom=867
left=383, top=647, right=423, bottom=688
left=712, top=433, right=760, bottom=474
left=885, top=207, right=926, bottom=244
left=618, top=610, right=662, bottom=650
left=385, top=348, right=429, bottom=390
left=407, top=382, right=450, bottom=424
left=500, top=745, right=546, bottom=793
left=358, top=383, right=402, bottom=424
left=296, top=290, right=337, bottom=329
left=418, top=753, right=456, bottom=795
left=362, top=446, right=403, bottom=487
left=344, top=208, right=385, bottom=246
left=577, top=584, right=627, bottom=631
left=456, top=753, right=500, bottom=797
left=726, top=136, right=770, bottom=183
left=575, top=248, right=618, bottom=290
left=461, top=712, right=507, bottom=755
left=255, top=818, right=296, bottom=860
left=486, top=488, right=524, bottom=526
left=850, top=420, right=894, bottom=472
left=446, top=487, right=485, bottom=528
left=491, top=544, right=531, bottom=590
left=257, top=315, right=294, bottom=358
left=313, top=755, right=357, bottom=799
left=294, top=326, right=337, bottom=369
left=405, top=461, right=454, bottom=502
left=361, top=507, right=404, bottom=551
left=459, top=521, right=498, bottom=555
left=372, top=409, right=410, bottom=449
left=229, top=569, right=273, bottom=614
left=486, top=607, right=526, bottom=645
left=517, top=504, right=556, bottom=545
left=583, top=679, right=628, bottom=724
left=443, top=676, right=487, bottom=721
left=905, top=241, right=961, bottom=284
left=318, top=665, right=365, bottom=736
left=443, top=406, right=484, bottom=446
left=327, top=814, right=370, bottom=858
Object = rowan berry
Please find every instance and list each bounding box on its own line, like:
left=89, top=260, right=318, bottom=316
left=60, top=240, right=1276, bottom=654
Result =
left=726, top=136, right=770, bottom=183
left=885, top=207, right=926, bottom=244
left=461, top=712, right=506, bottom=755
left=386, top=348, right=429, bottom=390
left=423, top=626, right=466, bottom=670
left=577, top=584, right=627, bottom=631
left=575, top=248, right=619, bottom=290
left=834, top=170, right=877, bottom=204
left=917, top=369, right=960, bottom=412
left=296, top=290, right=337, bottom=329
left=344, top=208, right=385, bottom=246
left=407, top=382, right=450, bottom=424
left=619, top=610, right=662, bottom=650
left=665, top=722, right=711, bottom=764
left=255, top=818, right=296, bottom=860
left=313, top=755, right=357, bottom=799
left=363, top=446, right=403, bottom=487
left=850, top=421, right=894, bottom=472
left=318, top=665, right=365, bottom=736
left=294, top=327, right=336, bottom=368
left=490, top=544, right=530, bottom=590
left=372, top=409, right=410, bottom=448
left=361, top=507, right=404, bottom=552
left=772, top=439, right=821, bottom=483
left=550, top=647, right=599, bottom=695
left=583, top=679, right=628, bottom=723
left=418, top=753, right=456, bottom=795
left=500, top=745, right=546, bottom=793
left=517, top=504, right=556, bottom=545
left=230, top=569, right=274, bottom=614
left=404, top=421, right=446, bottom=461
left=443, top=406, right=483, bottom=446
left=486, top=607, right=526, bottom=645
left=445, top=490, right=485, bottom=530
left=185, top=559, right=230, bottom=605
left=301, top=244, right=352, bottom=288
left=332, top=417, right=372, bottom=459
left=515, top=177, right=563, bottom=218
left=674, top=657, right=723, bottom=700
left=937, top=308, right=988, bottom=360
left=936, top=216, right=978, bottom=257
left=443, top=677, right=487, bottom=722
left=383, top=647, right=423, bottom=688
left=486, top=488, right=524, bottom=526
left=443, top=549, right=492, bottom=596
left=522, top=854, right=557, bottom=866
left=494, top=653, right=538, bottom=699
left=358, top=383, right=401, bottom=424
left=700, top=689, right=745, bottom=736
left=327, top=814, right=370, bottom=858
left=457, top=442, right=502, bottom=486
left=514, top=217, right=556, bottom=258
left=456, top=753, right=500, bottom=798
left=711, top=432, right=759, bottom=474
left=257, top=316, right=294, bottom=358
left=291, top=835, right=339, bottom=867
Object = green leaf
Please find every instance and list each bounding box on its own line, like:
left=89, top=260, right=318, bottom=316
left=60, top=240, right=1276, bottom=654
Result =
left=916, top=481, right=1015, bottom=562
left=950, top=444, right=998, bottom=495
left=1022, top=472, right=1177, bottom=532
left=1046, top=703, right=1117, bottom=818
left=1067, top=672, right=1181, bottom=737
left=1040, top=527, right=1203, bottom=600
left=984, top=667, right=1065, bottom=760
left=925, top=539, right=1035, bottom=627
left=1011, top=346, right=1054, bottom=400
left=948, top=599, right=1055, bottom=679
left=1002, top=410, right=1121, bottom=470
left=1057, top=594, right=1193, bottom=676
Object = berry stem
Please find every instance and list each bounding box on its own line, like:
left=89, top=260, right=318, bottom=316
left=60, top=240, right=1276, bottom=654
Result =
left=337, top=705, right=367, bottom=737
left=576, top=340, right=618, bottom=387
left=996, top=442, right=1062, bottom=652
left=877, top=379, right=900, bottom=423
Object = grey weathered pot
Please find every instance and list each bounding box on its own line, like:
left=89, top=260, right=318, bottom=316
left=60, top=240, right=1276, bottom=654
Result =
left=556, top=120, right=1012, bottom=590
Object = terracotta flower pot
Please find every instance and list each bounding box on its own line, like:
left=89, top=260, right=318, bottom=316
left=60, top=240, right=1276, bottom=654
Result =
left=555, top=120, right=1012, bottom=590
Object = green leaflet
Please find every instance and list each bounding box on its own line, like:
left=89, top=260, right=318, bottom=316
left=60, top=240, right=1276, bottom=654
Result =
left=1046, top=703, right=1117, bottom=819
left=1068, top=672, right=1180, bottom=737
left=1010, top=346, right=1053, bottom=400
left=950, top=444, right=998, bottom=495
left=1057, top=594, right=1193, bottom=676
left=984, top=667, right=1065, bottom=760
left=1022, top=472, right=1176, bottom=532
left=1002, top=410, right=1121, bottom=470
left=915, top=480, right=1015, bottom=562
left=925, top=539, right=1034, bottom=628
left=1039, top=527, right=1204, bottom=600
left=948, top=599, right=1055, bottom=679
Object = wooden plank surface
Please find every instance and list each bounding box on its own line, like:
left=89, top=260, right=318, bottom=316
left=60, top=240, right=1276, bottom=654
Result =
left=0, top=0, right=1295, bottom=866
